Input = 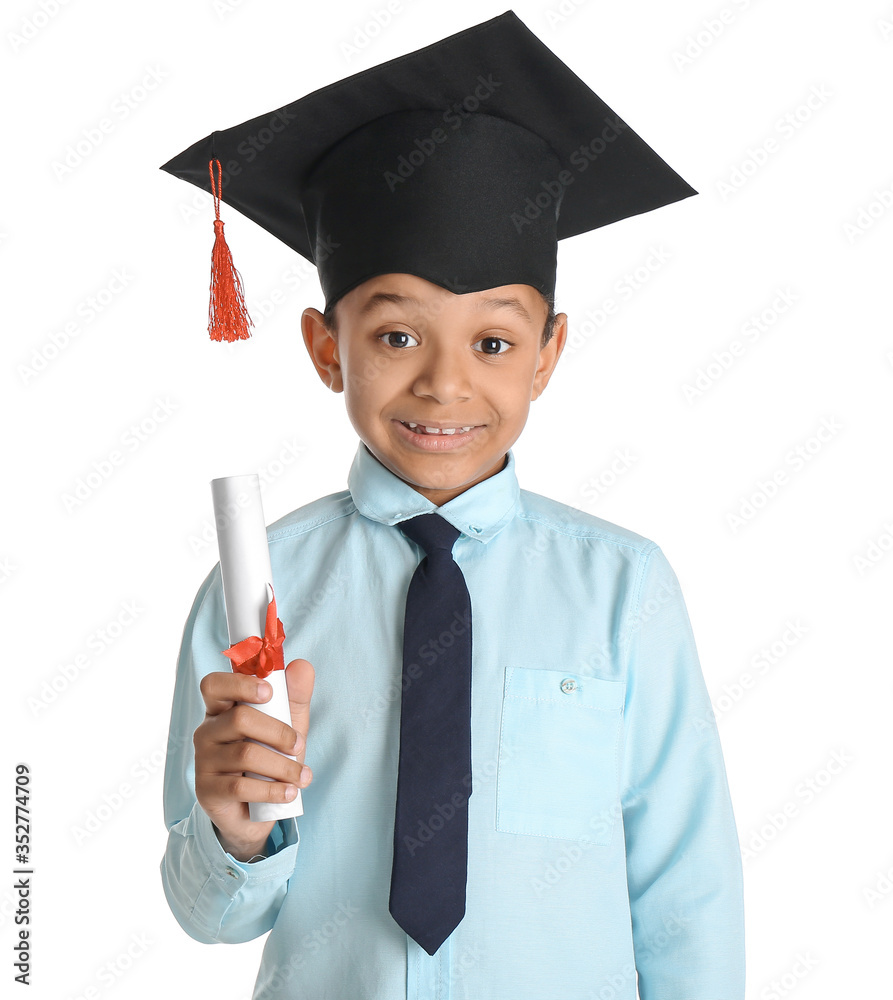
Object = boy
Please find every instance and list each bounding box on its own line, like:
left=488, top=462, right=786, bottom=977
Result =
left=161, top=11, right=745, bottom=999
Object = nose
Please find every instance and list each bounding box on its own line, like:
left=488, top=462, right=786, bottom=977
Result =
left=410, top=340, right=473, bottom=405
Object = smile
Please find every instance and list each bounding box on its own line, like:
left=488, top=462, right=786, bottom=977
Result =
left=393, top=419, right=485, bottom=451
left=400, top=422, right=476, bottom=436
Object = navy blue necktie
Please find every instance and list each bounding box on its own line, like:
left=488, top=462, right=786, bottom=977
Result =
left=389, top=513, right=473, bottom=956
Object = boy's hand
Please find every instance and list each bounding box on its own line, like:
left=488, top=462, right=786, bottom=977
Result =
left=193, top=659, right=315, bottom=862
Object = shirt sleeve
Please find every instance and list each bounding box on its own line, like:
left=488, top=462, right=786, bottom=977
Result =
left=620, top=545, right=745, bottom=1000
left=160, top=564, right=300, bottom=945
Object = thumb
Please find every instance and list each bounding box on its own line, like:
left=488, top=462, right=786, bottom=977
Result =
left=284, top=659, right=315, bottom=759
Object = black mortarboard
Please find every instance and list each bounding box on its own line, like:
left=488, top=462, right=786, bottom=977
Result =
left=161, top=9, right=695, bottom=341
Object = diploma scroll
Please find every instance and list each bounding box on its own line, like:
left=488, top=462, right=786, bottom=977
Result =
left=211, top=474, right=303, bottom=822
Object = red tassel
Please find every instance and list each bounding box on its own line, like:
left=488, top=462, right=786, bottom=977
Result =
left=207, top=159, right=253, bottom=342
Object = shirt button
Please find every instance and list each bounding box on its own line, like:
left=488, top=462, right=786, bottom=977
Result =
left=224, top=866, right=239, bottom=879
left=560, top=677, right=577, bottom=694
left=469, top=525, right=481, bottom=533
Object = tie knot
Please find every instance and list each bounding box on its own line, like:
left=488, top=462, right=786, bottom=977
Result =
left=398, top=513, right=461, bottom=556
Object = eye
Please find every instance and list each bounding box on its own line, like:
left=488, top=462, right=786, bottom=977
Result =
left=378, top=330, right=419, bottom=349
left=474, top=336, right=512, bottom=356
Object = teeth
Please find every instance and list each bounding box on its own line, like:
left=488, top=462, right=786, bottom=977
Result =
left=405, top=422, right=474, bottom=435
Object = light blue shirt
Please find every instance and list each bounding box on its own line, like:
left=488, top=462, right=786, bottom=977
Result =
left=161, top=441, right=745, bottom=999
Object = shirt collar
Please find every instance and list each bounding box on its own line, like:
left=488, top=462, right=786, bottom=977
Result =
left=347, top=441, right=520, bottom=544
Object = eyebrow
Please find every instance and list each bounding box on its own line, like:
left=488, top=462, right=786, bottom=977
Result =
left=359, top=291, right=533, bottom=323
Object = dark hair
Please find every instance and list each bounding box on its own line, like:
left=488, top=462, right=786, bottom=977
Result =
left=540, top=291, right=557, bottom=348
left=323, top=290, right=557, bottom=348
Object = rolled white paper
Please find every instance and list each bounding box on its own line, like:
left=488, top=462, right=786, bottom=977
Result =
left=211, top=474, right=304, bottom=822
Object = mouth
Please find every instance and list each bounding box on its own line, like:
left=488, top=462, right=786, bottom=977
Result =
left=392, top=419, right=485, bottom=450
left=396, top=420, right=482, bottom=436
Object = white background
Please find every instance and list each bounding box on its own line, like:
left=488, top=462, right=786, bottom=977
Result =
left=4, top=0, right=892, bottom=997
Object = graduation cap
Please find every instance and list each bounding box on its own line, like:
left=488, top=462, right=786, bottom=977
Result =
left=161, top=9, right=696, bottom=342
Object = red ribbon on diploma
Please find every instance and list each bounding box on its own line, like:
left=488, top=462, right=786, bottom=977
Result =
left=221, top=588, right=286, bottom=679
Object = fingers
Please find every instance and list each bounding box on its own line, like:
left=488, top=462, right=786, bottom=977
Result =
left=198, top=701, right=299, bottom=757
left=210, top=738, right=306, bottom=788
left=194, top=722, right=313, bottom=816
left=285, top=659, right=315, bottom=762
left=197, top=771, right=302, bottom=812
left=194, top=663, right=316, bottom=818
left=200, top=670, right=273, bottom=717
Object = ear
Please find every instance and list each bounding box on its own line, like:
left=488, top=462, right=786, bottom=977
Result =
left=301, top=307, right=344, bottom=393
left=530, top=312, right=567, bottom=401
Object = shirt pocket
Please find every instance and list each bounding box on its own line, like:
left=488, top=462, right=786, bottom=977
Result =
left=495, top=666, right=624, bottom=846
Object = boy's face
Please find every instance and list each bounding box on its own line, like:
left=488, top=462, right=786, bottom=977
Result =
left=301, top=273, right=567, bottom=506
